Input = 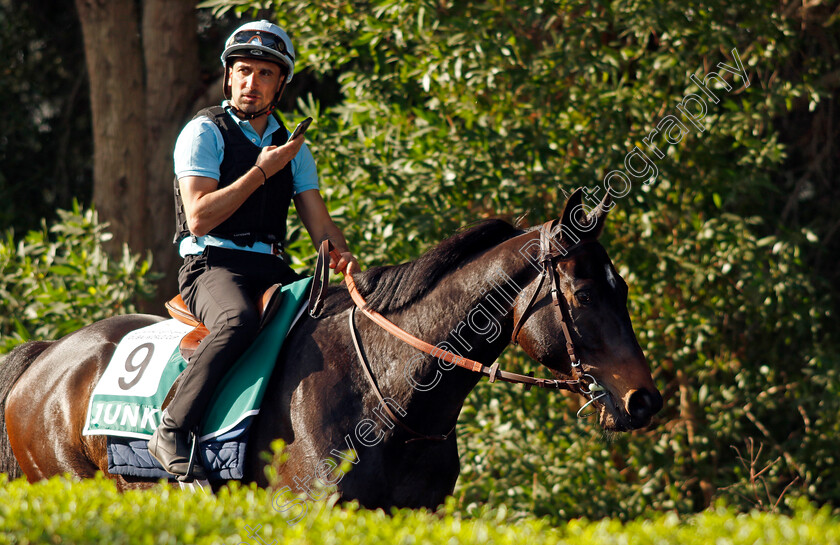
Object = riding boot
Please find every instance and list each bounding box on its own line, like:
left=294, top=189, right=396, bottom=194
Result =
left=147, top=409, right=206, bottom=480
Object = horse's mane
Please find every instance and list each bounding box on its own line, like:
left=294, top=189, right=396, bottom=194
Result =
left=345, top=219, right=522, bottom=313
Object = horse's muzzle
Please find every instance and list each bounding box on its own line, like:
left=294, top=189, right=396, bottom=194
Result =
left=625, top=388, right=663, bottom=428
left=599, top=387, right=663, bottom=431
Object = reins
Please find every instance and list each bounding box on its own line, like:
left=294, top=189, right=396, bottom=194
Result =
left=315, top=239, right=579, bottom=392
left=310, top=221, right=609, bottom=440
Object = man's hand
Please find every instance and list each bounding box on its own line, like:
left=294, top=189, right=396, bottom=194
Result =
left=255, top=134, right=305, bottom=178
left=331, top=251, right=360, bottom=275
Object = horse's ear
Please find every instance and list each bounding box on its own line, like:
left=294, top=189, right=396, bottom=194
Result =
left=559, top=188, right=612, bottom=241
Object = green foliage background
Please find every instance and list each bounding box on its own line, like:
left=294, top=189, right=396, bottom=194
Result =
left=0, top=204, right=157, bottom=352
left=0, top=0, right=92, bottom=232
left=0, top=0, right=837, bottom=531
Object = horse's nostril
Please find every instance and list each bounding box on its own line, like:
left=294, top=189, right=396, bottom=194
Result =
left=626, top=388, right=663, bottom=424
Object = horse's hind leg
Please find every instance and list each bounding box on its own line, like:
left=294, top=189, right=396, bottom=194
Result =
left=5, top=318, right=147, bottom=481
left=7, top=370, right=151, bottom=485
left=6, top=384, right=105, bottom=482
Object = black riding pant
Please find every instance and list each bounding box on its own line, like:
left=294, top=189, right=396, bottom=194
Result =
left=166, top=246, right=299, bottom=431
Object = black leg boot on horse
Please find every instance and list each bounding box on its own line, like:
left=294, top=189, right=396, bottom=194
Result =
left=148, top=409, right=206, bottom=480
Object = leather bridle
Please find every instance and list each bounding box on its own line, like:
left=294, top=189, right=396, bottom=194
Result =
left=310, top=220, right=609, bottom=441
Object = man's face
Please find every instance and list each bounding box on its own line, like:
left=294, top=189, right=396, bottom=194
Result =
left=228, top=58, right=285, bottom=115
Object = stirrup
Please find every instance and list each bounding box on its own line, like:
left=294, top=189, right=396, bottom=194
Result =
left=176, top=430, right=201, bottom=483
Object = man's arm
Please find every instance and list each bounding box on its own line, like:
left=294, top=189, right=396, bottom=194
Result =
left=179, top=173, right=260, bottom=237
left=179, top=136, right=306, bottom=237
left=294, top=188, right=360, bottom=274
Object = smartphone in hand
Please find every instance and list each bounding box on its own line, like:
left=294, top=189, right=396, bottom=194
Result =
left=287, top=117, right=313, bottom=142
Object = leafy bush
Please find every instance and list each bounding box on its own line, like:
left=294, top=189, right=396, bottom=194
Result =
left=0, top=473, right=838, bottom=544
left=0, top=202, right=157, bottom=353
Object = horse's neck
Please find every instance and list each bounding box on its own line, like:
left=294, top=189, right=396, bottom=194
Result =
left=431, top=243, right=536, bottom=361
left=374, top=233, right=540, bottom=427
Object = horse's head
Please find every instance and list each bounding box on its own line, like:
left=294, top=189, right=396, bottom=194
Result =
left=514, top=189, right=662, bottom=431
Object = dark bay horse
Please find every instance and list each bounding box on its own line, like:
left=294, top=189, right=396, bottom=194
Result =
left=0, top=189, right=661, bottom=510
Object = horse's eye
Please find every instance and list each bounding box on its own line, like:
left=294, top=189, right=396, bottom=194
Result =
left=575, top=290, right=593, bottom=305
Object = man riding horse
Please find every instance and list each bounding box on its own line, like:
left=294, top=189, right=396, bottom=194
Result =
left=0, top=22, right=662, bottom=507
left=149, top=20, right=360, bottom=478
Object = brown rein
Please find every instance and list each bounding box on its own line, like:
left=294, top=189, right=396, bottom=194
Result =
left=308, top=222, right=613, bottom=441
left=313, top=222, right=589, bottom=393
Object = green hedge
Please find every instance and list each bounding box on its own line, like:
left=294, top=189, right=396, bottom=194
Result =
left=0, top=474, right=837, bottom=545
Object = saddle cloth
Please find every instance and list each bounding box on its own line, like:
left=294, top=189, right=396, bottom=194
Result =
left=82, top=276, right=313, bottom=479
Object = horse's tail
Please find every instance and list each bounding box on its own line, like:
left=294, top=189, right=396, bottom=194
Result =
left=0, top=341, right=53, bottom=479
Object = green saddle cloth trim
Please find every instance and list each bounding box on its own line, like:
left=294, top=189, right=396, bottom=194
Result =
left=199, top=276, right=312, bottom=438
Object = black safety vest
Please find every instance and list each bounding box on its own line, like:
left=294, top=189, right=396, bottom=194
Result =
left=173, top=106, right=295, bottom=247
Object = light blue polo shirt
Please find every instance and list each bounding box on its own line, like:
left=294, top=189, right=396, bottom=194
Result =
left=173, top=102, right=319, bottom=257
